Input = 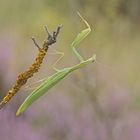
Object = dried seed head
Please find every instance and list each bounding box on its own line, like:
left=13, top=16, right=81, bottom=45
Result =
left=44, top=24, right=62, bottom=46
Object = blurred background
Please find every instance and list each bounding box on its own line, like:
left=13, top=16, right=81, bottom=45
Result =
left=0, top=0, right=140, bottom=140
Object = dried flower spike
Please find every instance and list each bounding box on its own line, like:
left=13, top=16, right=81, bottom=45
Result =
left=0, top=24, right=62, bottom=109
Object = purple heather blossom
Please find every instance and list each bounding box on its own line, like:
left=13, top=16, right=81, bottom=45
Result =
left=0, top=108, right=42, bottom=140
left=0, top=34, right=15, bottom=82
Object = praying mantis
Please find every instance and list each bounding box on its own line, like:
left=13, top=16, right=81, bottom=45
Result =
left=16, top=13, right=96, bottom=115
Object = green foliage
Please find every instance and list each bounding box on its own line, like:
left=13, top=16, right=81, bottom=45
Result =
left=16, top=14, right=96, bottom=116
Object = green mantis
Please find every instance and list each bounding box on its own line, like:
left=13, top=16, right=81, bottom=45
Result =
left=16, top=13, right=96, bottom=116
